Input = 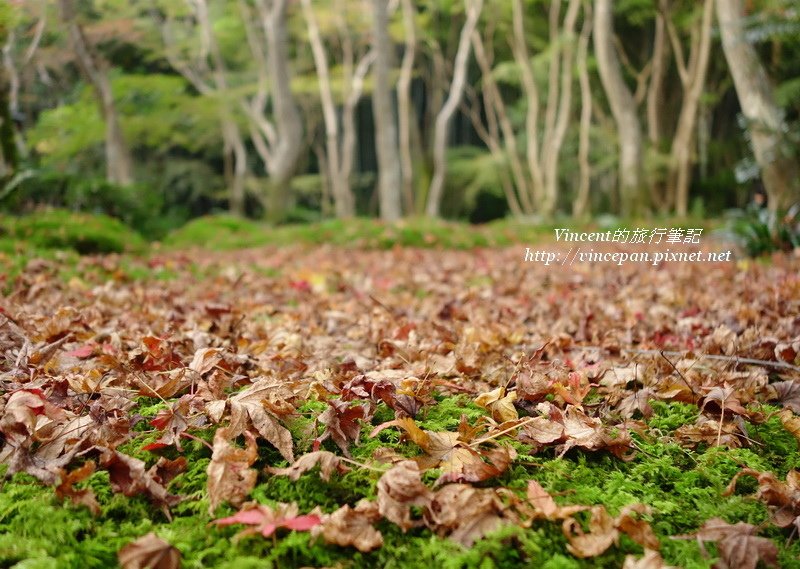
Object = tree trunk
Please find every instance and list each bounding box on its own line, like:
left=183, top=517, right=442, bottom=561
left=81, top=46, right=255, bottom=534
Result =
left=471, top=30, right=530, bottom=215
left=259, top=0, right=304, bottom=222
left=668, top=0, right=713, bottom=217
left=593, top=0, right=645, bottom=217
left=425, top=0, right=483, bottom=217
left=512, top=0, right=545, bottom=208
left=300, top=0, right=354, bottom=218
left=573, top=1, right=593, bottom=218
left=60, top=0, right=133, bottom=186
left=371, top=0, right=403, bottom=221
left=193, top=0, right=248, bottom=216
left=716, top=0, right=799, bottom=212
left=541, top=0, right=581, bottom=216
left=397, top=0, right=417, bottom=215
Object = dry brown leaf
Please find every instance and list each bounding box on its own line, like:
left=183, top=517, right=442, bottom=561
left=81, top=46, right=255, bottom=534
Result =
left=266, top=451, right=350, bottom=481
left=474, top=387, right=519, bottom=422
left=423, top=484, right=506, bottom=547
left=316, top=399, right=371, bottom=457
left=779, top=408, right=800, bottom=445
left=55, top=461, right=100, bottom=515
left=320, top=499, right=384, bottom=552
left=206, top=428, right=258, bottom=514
left=622, top=550, right=674, bottom=569
left=376, top=460, right=433, bottom=531
left=725, top=468, right=800, bottom=529
left=563, top=505, right=618, bottom=558
left=100, top=449, right=180, bottom=510
left=227, top=380, right=295, bottom=462
left=525, top=480, right=587, bottom=520
left=372, top=417, right=515, bottom=483
left=688, top=518, right=778, bottom=569
left=118, top=532, right=181, bottom=569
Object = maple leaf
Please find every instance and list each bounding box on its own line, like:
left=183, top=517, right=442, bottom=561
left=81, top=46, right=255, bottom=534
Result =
left=524, top=480, right=587, bottom=520
left=520, top=405, right=636, bottom=460
left=315, top=399, right=371, bottom=457
left=265, top=450, right=350, bottom=481
left=779, top=408, right=800, bottom=446
left=474, top=386, right=519, bottom=422
left=682, top=518, right=778, bottom=569
left=145, top=394, right=208, bottom=452
left=206, top=428, right=258, bottom=514
left=622, top=550, right=675, bottom=569
left=725, top=468, right=800, bottom=530
left=376, top=461, right=433, bottom=531
left=319, top=499, right=384, bottom=552
left=423, top=484, right=507, bottom=547
left=100, top=449, right=181, bottom=510
left=372, top=417, right=516, bottom=483
left=55, top=461, right=101, bottom=515
left=224, top=379, right=296, bottom=462
left=341, top=373, right=423, bottom=418
left=769, top=380, right=800, bottom=413
left=563, top=504, right=658, bottom=558
left=118, top=532, right=181, bottom=569
left=675, top=415, right=745, bottom=448
left=213, top=502, right=322, bottom=540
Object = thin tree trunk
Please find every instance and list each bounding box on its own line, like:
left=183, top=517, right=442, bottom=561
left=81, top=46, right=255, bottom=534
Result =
left=512, top=0, right=545, bottom=208
left=372, top=0, right=403, bottom=220
left=397, top=0, right=417, bottom=215
left=646, top=0, right=669, bottom=210
left=258, top=0, right=304, bottom=222
left=300, top=0, right=354, bottom=218
left=593, top=0, right=645, bottom=216
left=573, top=1, right=593, bottom=218
left=426, top=0, right=483, bottom=217
left=193, top=0, right=248, bottom=215
left=60, top=0, right=133, bottom=186
left=541, top=0, right=581, bottom=216
left=471, top=30, right=531, bottom=215
left=669, top=0, right=713, bottom=216
left=716, top=0, right=799, bottom=212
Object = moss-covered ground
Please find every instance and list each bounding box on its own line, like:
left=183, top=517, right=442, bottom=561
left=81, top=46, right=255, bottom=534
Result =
left=2, top=397, right=798, bottom=569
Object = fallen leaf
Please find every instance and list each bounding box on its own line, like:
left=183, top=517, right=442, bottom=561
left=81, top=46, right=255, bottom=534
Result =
left=206, top=428, right=258, bottom=514
left=118, top=532, right=181, bottom=569
left=423, top=483, right=506, bottom=546
left=214, top=502, right=322, bottom=539
left=266, top=451, right=350, bottom=481
left=320, top=499, right=383, bottom=552
left=376, top=461, right=433, bottom=531
left=686, top=518, right=778, bottom=569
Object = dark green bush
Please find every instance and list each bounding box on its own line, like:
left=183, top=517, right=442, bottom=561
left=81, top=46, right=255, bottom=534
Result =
left=725, top=203, right=800, bottom=256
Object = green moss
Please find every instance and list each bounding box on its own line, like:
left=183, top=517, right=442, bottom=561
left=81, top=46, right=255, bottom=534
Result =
left=1, top=210, right=146, bottom=254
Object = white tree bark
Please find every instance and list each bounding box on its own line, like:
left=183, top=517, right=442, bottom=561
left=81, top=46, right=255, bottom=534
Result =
left=716, top=0, right=799, bottom=211
left=594, top=0, right=645, bottom=216
left=397, top=0, right=417, bottom=214
left=668, top=0, right=714, bottom=216
left=425, top=0, right=483, bottom=217
left=372, top=0, right=403, bottom=221
left=573, top=1, right=593, bottom=218
left=541, top=0, right=581, bottom=215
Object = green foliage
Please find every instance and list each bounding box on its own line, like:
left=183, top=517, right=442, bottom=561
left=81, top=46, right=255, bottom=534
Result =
left=0, top=209, right=146, bottom=254
left=725, top=203, right=800, bottom=256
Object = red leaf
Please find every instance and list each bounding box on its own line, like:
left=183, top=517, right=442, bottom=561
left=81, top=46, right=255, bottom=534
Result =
left=67, top=345, right=95, bottom=358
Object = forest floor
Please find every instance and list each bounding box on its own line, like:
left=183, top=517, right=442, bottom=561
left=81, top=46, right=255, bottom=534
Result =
left=1, top=237, right=799, bottom=568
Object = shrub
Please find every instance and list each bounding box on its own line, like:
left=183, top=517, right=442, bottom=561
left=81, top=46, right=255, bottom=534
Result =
left=725, top=203, right=800, bottom=257
left=1, top=209, right=146, bottom=254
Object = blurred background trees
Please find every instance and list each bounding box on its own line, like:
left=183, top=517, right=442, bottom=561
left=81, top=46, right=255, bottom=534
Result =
left=1, top=0, right=798, bottom=234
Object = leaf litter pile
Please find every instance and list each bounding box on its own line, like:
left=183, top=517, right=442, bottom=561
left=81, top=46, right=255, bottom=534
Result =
left=1, top=246, right=799, bottom=568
